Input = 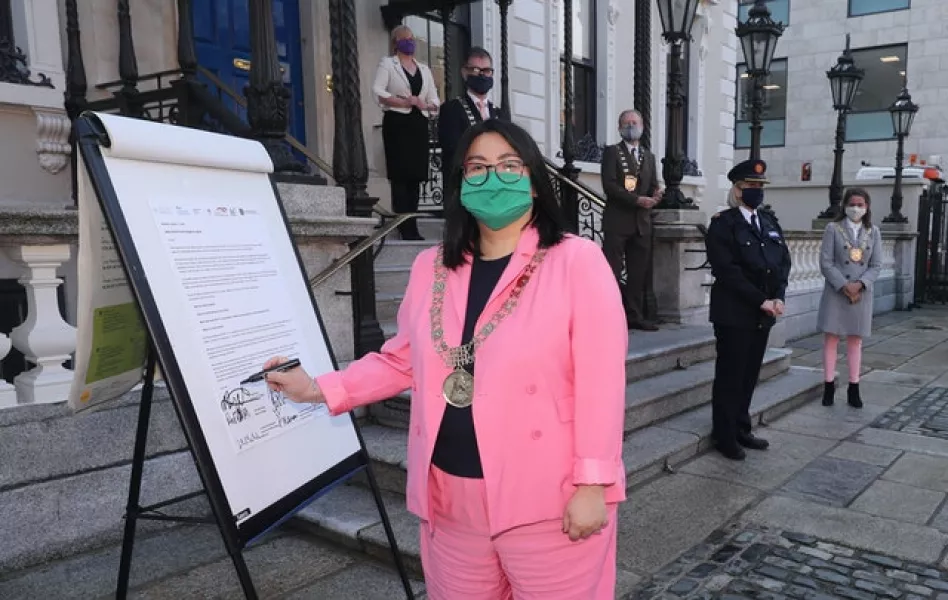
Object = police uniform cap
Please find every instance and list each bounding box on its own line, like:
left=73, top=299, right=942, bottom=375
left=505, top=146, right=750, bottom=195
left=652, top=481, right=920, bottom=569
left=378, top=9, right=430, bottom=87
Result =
left=727, top=159, right=769, bottom=184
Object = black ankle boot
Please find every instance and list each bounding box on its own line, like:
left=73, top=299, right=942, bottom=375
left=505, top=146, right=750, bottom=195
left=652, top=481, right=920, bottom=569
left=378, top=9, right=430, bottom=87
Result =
left=848, top=383, right=863, bottom=408
left=822, top=382, right=835, bottom=406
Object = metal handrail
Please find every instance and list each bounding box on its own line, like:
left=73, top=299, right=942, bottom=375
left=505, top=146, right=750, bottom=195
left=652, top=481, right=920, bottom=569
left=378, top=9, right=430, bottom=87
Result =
left=308, top=213, right=423, bottom=289
left=195, top=66, right=335, bottom=182
left=543, top=159, right=607, bottom=209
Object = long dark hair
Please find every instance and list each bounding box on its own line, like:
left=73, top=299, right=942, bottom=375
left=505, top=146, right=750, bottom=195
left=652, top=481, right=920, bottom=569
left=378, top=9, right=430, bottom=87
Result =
left=835, top=187, right=873, bottom=228
left=441, top=119, right=567, bottom=268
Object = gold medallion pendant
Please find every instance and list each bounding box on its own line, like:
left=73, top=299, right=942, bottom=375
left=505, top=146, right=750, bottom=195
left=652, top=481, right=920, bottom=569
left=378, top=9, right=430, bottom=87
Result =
left=849, top=247, right=864, bottom=262
left=443, top=369, right=475, bottom=408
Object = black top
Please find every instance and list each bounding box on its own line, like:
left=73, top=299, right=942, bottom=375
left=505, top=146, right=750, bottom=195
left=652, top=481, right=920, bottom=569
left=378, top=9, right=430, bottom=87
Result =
left=431, top=253, right=512, bottom=478
left=705, top=207, right=792, bottom=330
left=404, top=67, right=422, bottom=103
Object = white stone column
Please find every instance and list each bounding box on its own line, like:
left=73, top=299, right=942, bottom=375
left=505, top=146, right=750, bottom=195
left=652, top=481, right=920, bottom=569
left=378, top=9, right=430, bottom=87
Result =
left=0, top=333, right=15, bottom=408
left=5, top=245, right=77, bottom=405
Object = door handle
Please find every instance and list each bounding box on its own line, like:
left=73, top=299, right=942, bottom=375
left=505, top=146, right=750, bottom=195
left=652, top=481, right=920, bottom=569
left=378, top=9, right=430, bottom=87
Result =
left=325, top=74, right=333, bottom=93
left=232, top=57, right=287, bottom=74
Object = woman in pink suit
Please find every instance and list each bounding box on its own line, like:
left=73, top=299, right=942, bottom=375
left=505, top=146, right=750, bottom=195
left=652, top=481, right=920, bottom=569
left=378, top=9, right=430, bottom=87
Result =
left=264, top=119, right=628, bottom=599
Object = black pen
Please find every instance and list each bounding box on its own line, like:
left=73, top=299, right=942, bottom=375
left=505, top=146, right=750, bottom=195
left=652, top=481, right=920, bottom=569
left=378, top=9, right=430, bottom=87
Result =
left=240, top=358, right=301, bottom=385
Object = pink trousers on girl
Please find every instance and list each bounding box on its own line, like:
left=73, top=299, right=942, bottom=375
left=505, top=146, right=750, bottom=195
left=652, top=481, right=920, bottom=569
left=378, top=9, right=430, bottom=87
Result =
left=420, top=465, right=619, bottom=599
left=823, top=333, right=863, bottom=383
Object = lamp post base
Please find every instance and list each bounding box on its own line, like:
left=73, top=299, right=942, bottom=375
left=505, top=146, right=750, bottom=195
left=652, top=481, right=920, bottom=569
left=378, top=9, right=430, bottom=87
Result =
left=657, top=186, right=696, bottom=211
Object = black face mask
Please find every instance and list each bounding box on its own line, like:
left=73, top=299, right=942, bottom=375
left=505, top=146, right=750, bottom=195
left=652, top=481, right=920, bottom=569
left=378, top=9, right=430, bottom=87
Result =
left=466, top=74, right=494, bottom=95
left=742, top=187, right=765, bottom=209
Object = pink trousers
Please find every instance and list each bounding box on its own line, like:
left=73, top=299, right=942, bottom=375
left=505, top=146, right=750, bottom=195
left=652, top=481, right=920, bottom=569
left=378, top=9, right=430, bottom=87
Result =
left=823, top=334, right=863, bottom=384
left=420, top=466, right=618, bottom=600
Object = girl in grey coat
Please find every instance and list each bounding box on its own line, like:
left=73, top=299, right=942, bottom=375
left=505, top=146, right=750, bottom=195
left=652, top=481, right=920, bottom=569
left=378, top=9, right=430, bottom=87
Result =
left=817, top=187, right=883, bottom=408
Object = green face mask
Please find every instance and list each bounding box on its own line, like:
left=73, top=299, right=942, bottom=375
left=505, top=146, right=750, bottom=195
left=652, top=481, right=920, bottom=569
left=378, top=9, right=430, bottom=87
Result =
left=460, top=172, right=533, bottom=231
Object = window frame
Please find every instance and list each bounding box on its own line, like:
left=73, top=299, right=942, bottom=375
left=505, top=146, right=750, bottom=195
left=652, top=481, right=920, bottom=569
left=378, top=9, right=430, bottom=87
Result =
left=733, top=57, right=789, bottom=150
left=843, top=42, right=908, bottom=144
left=738, top=0, right=791, bottom=26
left=847, top=0, right=911, bottom=18
left=560, top=0, right=598, bottom=146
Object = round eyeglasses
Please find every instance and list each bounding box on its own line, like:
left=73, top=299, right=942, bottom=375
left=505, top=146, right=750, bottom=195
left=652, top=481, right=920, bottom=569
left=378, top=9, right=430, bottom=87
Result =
left=462, top=159, right=526, bottom=186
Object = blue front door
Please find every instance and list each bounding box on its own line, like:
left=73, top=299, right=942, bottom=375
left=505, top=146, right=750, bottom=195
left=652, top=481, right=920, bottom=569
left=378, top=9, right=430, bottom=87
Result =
left=191, top=0, right=307, bottom=144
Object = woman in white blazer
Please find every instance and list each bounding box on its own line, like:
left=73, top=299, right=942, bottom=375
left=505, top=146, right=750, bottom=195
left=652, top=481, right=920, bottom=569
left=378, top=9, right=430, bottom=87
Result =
left=373, top=25, right=441, bottom=240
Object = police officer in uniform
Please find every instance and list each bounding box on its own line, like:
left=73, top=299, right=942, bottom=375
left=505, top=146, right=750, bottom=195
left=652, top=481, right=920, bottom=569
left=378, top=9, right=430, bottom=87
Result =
left=706, top=159, right=791, bottom=461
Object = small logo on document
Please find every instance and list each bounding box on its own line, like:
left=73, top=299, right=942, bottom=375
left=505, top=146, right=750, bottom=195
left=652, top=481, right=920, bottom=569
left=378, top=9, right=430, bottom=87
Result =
left=215, top=207, right=228, bottom=216
left=234, top=508, right=251, bottom=521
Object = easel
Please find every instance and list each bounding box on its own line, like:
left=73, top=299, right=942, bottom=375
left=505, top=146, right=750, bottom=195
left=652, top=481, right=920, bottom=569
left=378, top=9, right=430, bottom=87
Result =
left=73, top=114, right=415, bottom=600
left=113, top=350, right=416, bottom=600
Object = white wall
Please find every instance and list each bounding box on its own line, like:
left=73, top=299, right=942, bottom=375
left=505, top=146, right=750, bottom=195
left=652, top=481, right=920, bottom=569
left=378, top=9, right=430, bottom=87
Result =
left=755, top=0, right=948, bottom=185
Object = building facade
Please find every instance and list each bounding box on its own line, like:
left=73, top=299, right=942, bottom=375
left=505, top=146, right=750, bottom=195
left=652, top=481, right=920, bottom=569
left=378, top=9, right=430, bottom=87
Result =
left=738, top=0, right=948, bottom=184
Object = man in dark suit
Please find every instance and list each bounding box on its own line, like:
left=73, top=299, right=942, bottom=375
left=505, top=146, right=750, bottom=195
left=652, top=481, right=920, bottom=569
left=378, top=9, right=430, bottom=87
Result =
left=705, top=159, right=792, bottom=461
left=600, top=109, right=662, bottom=331
left=437, top=47, right=501, bottom=179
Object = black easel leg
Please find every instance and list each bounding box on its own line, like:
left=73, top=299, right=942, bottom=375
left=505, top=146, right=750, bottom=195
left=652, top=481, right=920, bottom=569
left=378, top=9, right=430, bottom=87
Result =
left=230, top=549, right=259, bottom=600
left=363, top=455, right=415, bottom=599
left=116, top=349, right=158, bottom=599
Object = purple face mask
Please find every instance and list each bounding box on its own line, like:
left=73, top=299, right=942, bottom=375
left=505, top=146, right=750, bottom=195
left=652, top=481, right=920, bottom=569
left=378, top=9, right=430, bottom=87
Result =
left=395, top=39, right=416, bottom=56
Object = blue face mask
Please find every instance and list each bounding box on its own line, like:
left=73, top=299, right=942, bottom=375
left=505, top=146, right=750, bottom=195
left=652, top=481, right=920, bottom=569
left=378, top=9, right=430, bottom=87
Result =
left=741, top=187, right=765, bottom=209
left=460, top=172, right=533, bottom=230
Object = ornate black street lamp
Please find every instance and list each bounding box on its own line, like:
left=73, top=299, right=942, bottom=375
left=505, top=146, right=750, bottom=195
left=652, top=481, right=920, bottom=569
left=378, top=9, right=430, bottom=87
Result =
left=655, top=0, right=700, bottom=210
left=820, top=34, right=863, bottom=219
left=735, top=0, right=784, bottom=161
left=885, top=83, right=919, bottom=223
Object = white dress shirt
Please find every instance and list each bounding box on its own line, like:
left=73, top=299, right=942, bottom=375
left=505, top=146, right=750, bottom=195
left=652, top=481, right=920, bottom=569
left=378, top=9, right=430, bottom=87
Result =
left=624, top=141, right=641, bottom=163
left=739, top=205, right=759, bottom=227
left=467, top=91, right=491, bottom=120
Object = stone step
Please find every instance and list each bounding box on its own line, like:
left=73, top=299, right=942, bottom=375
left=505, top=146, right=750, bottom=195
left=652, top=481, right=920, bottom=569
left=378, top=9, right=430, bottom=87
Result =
left=359, top=348, right=792, bottom=496
left=292, top=366, right=825, bottom=579
left=415, top=217, right=444, bottom=240
left=623, top=347, right=791, bottom=433
left=368, top=325, right=719, bottom=429
left=0, top=386, right=207, bottom=574
left=0, top=522, right=427, bottom=600
left=373, top=240, right=438, bottom=269
left=374, top=264, right=412, bottom=297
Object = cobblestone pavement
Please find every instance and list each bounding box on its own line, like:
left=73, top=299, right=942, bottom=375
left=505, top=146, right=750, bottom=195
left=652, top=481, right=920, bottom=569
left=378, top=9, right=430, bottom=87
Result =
left=872, top=386, right=948, bottom=440
left=627, top=523, right=948, bottom=600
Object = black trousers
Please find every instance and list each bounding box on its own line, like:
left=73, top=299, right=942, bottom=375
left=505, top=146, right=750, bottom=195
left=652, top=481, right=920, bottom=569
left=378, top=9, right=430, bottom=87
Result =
left=602, top=229, right=653, bottom=322
left=711, top=324, right=771, bottom=448
left=391, top=181, right=422, bottom=239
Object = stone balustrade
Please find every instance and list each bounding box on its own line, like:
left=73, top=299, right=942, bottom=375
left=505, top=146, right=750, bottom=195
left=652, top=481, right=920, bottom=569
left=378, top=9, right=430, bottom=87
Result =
left=0, top=207, right=79, bottom=409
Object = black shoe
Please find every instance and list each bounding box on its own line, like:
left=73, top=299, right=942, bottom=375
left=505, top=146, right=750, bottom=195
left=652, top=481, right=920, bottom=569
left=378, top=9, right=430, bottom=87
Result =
left=822, top=382, right=835, bottom=406
left=715, top=444, right=747, bottom=461
left=737, top=432, right=770, bottom=450
left=848, top=383, right=863, bottom=408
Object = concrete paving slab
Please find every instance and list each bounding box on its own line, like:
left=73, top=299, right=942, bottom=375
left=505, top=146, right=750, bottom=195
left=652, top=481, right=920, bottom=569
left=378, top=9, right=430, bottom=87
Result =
left=930, top=504, right=948, bottom=532
left=616, top=473, right=760, bottom=575
left=281, top=562, right=426, bottom=600
left=679, top=430, right=834, bottom=491
left=741, top=495, right=948, bottom=564
left=0, top=526, right=227, bottom=600
left=868, top=341, right=941, bottom=358
left=883, top=453, right=948, bottom=493
left=778, top=456, right=883, bottom=507
left=769, top=410, right=872, bottom=440
left=826, top=441, right=903, bottom=467
left=860, top=369, right=935, bottom=387
left=849, top=480, right=945, bottom=524
left=130, top=534, right=353, bottom=599
left=860, top=352, right=913, bottom=370
left=855, top=428, right=948, bottom=458
left=622, top=426, right=700, bottom=489
left=895, top=363, right=948, bottom=378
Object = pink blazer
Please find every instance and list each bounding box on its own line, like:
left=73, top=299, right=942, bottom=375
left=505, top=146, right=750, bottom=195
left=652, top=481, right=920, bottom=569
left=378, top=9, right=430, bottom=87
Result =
left=317, top=227, right=629, bottom=536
